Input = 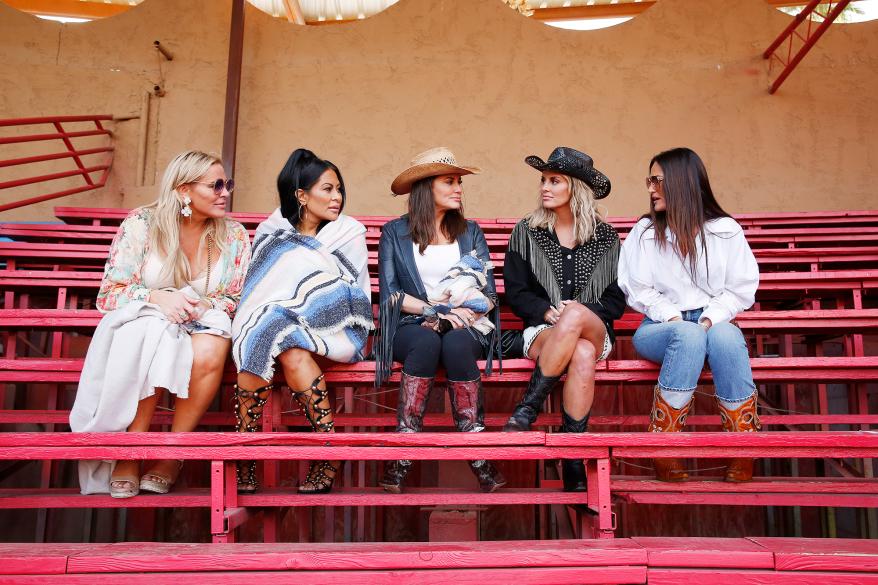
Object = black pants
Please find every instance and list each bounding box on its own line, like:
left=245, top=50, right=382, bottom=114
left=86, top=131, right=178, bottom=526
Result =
left=392, top=324, right=483, bottom=381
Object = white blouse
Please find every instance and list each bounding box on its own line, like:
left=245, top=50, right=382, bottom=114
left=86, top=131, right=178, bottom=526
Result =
left=413, top=242, right=461, bottom=297
left=618, top=217, right=759, bottom=325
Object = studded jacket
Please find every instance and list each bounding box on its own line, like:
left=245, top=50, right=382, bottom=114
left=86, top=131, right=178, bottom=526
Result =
left=504, top=219, right=626, bottom=342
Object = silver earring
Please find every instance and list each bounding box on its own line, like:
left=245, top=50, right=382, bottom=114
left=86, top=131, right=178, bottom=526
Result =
left=181, top=195, right=192, bottom=218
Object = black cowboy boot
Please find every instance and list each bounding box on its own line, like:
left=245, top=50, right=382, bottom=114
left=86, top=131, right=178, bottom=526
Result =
left=503, top=363, right=561, bottom=432
left=293, top=374, right=340, bottom=494
left=233, top=383, right=274, bottom=494
left=560, top=409, right=590, bottom=492
left=379, top=372, right=434, bottom=494
left=449, top=378, right=507, bottom=493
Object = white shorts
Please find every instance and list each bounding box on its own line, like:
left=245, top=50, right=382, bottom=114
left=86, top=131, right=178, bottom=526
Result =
left=522, top=324, right=613, bottom=361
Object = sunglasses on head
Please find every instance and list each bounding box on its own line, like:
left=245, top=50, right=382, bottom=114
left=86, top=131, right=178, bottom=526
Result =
left=645, top=175, right=664, bottom=189
left=191, top=178, right=235, bottom=195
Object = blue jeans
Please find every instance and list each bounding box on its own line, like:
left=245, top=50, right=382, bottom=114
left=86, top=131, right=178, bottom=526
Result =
left=632, top=309, right=756, bottom=403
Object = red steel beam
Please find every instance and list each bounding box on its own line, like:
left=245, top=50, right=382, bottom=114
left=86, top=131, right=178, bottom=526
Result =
left=0, top=128, right=110, bottom=146
left=764, top=0, right=853, bottom=94
left=0, top=147, right=113, bottom=168
left=0, top=164, right=109, bottom=190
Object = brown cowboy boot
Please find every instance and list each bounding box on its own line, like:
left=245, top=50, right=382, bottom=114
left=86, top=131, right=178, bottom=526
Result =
left=448, top=378, right=507, bottom=493
left=378, top=372, right=434, bottom=494
left=648, top=385, right=693, bottom=482
left=716, top=392, right=761, bottom=482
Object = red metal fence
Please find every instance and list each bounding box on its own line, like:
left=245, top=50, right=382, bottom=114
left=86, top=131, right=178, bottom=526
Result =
left=0, top=115, right=114, bottom=213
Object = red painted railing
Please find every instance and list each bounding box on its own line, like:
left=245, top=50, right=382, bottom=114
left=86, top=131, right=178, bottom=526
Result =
left=0, top=115, right=114, bottom=213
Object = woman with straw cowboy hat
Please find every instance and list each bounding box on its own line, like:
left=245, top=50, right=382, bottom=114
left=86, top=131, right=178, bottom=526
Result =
left=375, top=146, right=505, bottom=494
left=502, top=146, right=626, bottom=493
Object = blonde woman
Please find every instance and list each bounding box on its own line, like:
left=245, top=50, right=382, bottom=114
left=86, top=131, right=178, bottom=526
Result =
left=70, top=150, right=251, bottom=498
left=502, top=147, right=625, bottom=492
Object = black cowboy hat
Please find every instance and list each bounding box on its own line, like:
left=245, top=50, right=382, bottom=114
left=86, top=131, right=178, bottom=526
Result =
left=525, top=147, right=611, bottom=199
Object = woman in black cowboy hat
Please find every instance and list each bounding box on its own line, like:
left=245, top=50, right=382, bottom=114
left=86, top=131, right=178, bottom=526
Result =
left=503, top=147, right=626, bottom=492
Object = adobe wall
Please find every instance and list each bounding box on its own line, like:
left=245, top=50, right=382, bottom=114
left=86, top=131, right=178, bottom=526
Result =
left=1, top=0, right=876, bottom=221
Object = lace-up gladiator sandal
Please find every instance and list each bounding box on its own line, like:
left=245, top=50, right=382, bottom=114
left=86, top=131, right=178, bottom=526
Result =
left=233, top=383, right=273, bottom=494
left=293, top=374, right=339, bottom=494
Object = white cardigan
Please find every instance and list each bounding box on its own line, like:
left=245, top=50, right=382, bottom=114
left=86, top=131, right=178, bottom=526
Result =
left=618, top=217, right=759, bottom=325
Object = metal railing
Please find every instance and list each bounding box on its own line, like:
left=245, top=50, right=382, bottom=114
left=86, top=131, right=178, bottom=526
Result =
left=0, top=115, right=114, bottom=213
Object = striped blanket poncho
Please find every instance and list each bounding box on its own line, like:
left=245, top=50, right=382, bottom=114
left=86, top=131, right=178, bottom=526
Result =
left=232, top=211, right=373, bottom=380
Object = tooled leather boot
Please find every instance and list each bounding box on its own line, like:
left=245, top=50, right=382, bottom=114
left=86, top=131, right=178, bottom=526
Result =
left=503, top=363, right=561, bottom=432
left=716, top=392, right=761, bottom=482
left=560, top=409, right=590, bottom=492
left=448, top=378, right=507, bottom=493
left=648, top=385, right=693, bottom=482
left=378, top=372, right=434, bottom=494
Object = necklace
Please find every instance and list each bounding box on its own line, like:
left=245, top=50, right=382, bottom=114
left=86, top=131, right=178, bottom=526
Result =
left=203, top=234, right=213, bottom=296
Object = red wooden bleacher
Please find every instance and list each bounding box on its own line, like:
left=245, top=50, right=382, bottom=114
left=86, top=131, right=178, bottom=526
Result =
left=1, top=205, right=876, bottom=551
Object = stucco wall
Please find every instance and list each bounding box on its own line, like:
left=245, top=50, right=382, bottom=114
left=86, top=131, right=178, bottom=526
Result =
left=1, top=0, right=876, bottom=221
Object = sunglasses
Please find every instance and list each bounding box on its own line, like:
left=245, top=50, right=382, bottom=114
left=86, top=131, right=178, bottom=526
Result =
left=191, top=178, right=235, bottom=195
left=645, top=175, right=664, bottom=189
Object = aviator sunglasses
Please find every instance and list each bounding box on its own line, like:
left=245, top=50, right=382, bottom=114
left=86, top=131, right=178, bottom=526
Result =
left=645, top=175, right=664, bottom=189
left=191, top=178, right=235, bottom=195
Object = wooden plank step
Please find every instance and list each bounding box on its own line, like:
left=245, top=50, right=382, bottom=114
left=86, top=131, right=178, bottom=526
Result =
left=630, top=537, right=774, bottom=569
left=749, top=537, right=878, bottom=572
left=62, top=539, right=647, bottom=573
left=0, top=566, right=649, bottom=584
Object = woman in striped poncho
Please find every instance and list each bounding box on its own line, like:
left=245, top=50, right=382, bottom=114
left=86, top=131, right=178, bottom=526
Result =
left=231, top=149, right=373, bottom=495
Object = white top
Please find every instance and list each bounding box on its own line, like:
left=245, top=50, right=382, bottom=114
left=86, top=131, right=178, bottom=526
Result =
left=414, top=242, right=461, bottom=297
left=142, top=252, right=220, bottom=296
left=618, top=217, right=759, bottom=325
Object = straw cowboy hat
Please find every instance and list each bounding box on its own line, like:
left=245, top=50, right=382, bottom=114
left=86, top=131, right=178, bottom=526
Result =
left=525, top=146, right=612, bottom=199
left=390, top=147, right=481, bottom=196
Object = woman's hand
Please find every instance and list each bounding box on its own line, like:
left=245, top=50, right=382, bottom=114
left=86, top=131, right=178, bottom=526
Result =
left=149, top=289, right=201, bottom=324
left=699, top=318, right=713, bottom=331
left=447, top=307, right=476, bottom=328
left=544, top=306, right=561, bottom=325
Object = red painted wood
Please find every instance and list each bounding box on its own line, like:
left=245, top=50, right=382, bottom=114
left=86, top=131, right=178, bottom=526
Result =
left=0, top=488, right=210, bottom=509
left=618, top=492, right=878, bottom=507
left=647, top=568, right=878, bottom=585
left=613, top=477, right=878, bottom=494
left=748, top=537, right=878, bottom=572
left=0, top=445, right=608, bottom=461
left=630, top=537, right=774, bottom=569
left=237, top=487, right=591, bottom=508
left=64, top=539, right=646, bottom=572
left=0, top=544, right=96, bottom=575
left=0, top=566, right=649, bottom=585
left=4, top=355, right=878, bottom=386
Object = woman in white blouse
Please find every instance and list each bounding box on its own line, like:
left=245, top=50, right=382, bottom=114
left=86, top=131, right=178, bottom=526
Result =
left=618, top=148, right=760, bottom=483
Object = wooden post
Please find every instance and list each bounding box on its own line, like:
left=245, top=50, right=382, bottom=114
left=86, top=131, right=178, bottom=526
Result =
left=222, top=0, right=245, bottom=211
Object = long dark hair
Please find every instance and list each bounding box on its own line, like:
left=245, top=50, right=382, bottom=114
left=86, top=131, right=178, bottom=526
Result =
left=644, top=147, right=730, bottom=278
left=277, top=148, right=346, bottom=230
left=408, top=176, right=467, bottom=254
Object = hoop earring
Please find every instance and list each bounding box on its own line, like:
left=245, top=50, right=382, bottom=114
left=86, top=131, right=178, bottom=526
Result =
left=180, top=195, right=192, bottom=218
left=297, top=203, right=307, bottom=222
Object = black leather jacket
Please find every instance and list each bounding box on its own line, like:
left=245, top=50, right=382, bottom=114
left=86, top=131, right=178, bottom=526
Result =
left=378, top=215, right=497, bottom=304
left=374, top=215, right=500, bottom=385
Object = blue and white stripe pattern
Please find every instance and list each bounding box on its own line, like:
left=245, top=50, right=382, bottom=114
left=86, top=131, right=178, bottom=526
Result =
left=232, top=226, right=373, bottom=380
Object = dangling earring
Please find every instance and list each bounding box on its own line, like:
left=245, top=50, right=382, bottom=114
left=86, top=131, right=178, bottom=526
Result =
left=180, top=195, right=192, bottom=218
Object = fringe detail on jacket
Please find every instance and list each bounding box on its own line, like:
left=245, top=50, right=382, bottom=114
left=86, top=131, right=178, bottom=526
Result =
left=375, top=291, right=404, bottom=388
left=508, top=220, right=619, bottom=307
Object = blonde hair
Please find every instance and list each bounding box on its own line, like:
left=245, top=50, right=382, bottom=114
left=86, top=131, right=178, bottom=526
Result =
left=145, top=150, right=229, bottom=288
left=527, top=175, right=603, bottom=246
